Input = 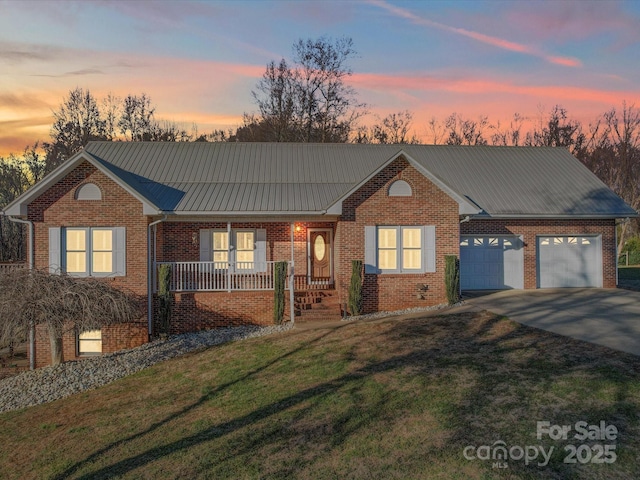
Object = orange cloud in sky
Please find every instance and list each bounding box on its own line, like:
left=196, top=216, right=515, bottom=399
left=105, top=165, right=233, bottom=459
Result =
left=367, top=0, right=582, bottom=67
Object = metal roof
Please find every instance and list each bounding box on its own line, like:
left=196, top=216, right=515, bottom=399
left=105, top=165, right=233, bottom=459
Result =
left=12, top=141, right=636, bottom=218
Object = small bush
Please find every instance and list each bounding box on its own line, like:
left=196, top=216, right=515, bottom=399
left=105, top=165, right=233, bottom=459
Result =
left=348, top=260, right=363, bottom=316
left=157, top=264, right=172, bottom=336
left=444, top=255, right=460, bottom=305
left=273, top=261, right=288, bottom=324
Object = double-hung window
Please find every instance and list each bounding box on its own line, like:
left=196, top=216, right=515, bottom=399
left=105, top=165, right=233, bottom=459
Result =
left=213, top=231, right=229, bottom=269
left=49, top=227, right=126, bottom=277
left=235, top=231, right=255, bottom=270
left=365, top=225, right=435, bottom=274
left=200, top=228, right=266, bottom=272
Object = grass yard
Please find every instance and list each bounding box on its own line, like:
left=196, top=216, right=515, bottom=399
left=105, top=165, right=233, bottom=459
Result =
left=1, top=310, right=640, bottom=479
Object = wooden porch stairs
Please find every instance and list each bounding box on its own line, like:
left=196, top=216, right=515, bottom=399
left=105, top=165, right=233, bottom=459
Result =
left=294, top=289, right=343, bottom=322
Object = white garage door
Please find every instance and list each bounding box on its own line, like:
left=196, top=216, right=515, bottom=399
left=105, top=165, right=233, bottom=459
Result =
left=460, top=236, right=524, bottom=290
left=537, top=236, right=602, bottom=288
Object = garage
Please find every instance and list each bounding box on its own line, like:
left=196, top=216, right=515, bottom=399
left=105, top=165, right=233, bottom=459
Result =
left=460, top=236, right=524, bottom=290
left=537, top=235, right=602, bottom=288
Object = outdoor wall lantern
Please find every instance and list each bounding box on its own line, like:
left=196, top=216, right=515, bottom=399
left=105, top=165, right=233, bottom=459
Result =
left=192, top=232, right=198, bottom=246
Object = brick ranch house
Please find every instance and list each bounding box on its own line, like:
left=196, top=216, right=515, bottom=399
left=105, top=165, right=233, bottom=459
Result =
left=3, top=142, right=636, bottom=367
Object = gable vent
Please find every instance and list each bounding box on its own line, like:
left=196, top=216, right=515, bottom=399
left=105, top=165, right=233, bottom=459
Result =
left=75, top=183, right=102, bottom=201
left=388, top=179, right=412, bottom=197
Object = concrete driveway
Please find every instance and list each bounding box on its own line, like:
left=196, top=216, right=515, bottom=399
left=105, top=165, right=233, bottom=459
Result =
left=464, top=288, right=640, bottom=356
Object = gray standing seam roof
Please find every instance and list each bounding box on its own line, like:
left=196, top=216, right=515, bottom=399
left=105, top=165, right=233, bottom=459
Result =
left=80, top=142, right=636, bottom=217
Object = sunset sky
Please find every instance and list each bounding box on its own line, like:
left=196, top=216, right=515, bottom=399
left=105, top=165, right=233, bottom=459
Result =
left=1, top=0, right=639, bottom=156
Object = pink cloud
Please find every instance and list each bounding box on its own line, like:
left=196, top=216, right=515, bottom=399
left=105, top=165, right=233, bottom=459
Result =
left=351, top=71, right=638, bottom=106
left=367, top=0, right=582, bottom=67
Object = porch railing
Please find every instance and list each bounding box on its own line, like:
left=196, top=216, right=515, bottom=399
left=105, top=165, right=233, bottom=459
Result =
left=155, top=261, right=333, bottom=292
left=0, top=263, right=26, bottom=274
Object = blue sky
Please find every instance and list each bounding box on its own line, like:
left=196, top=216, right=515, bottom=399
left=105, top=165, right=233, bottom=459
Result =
left=1, top=0, right=639, bottom=154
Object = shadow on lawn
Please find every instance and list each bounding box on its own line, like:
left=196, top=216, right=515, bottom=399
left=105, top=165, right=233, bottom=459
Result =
left=57, top=311, right=640, bottom=479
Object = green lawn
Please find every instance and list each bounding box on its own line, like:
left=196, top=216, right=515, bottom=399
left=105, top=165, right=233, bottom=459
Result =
left=1, top=311, right=639, bottom=479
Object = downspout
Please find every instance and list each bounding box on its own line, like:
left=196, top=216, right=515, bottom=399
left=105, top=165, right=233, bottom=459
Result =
left=458, top=216, right=471, bottom=299
left=147, top=215, right=167, bottom=340
left=4, top=214, right=35, bottom=370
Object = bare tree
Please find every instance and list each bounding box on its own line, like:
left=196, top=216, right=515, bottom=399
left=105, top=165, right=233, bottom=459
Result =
left=371, top=111, right=419, bottom=144
left=582, top=103, right=640, bottom=249
left=490, top=113, right=525, bottom=146
left=525, top=105, right=585, bottom=155
left=119, top=93, right=156, bottom=141
left=0, top=269, right=141, bottom=365
left=44, top=88, right=108, bottom=170
left=248, top=36, right=366, bottom=143
left=445, top=113, right=489, bottom=145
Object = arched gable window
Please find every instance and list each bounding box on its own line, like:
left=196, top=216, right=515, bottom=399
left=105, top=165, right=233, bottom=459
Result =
left=388, top=179, right=412, bottom=197
left=75, top=183, right=102, bottom=201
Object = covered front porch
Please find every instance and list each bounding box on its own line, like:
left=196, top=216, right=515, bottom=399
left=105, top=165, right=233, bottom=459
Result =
left=150, top=219, right=341, bottom=328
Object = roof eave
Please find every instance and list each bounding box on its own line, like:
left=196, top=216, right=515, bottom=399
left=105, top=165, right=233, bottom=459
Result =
left=324, top=149, right=482, bottom=216
left=466, top=213, right=639, bottom=220
left=2, top=149, right=161, bottom=217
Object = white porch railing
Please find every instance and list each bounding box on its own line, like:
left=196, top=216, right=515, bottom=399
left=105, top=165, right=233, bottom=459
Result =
left=155, top=261, right=334, bottom=292
left=155, top=261, right=280, bottom=292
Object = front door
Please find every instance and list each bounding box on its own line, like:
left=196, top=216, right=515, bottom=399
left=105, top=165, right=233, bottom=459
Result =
left=309, top=229, right=332, bottom=283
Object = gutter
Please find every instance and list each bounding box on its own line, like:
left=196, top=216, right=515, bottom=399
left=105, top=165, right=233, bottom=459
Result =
left=147, top=215, right=167, bottom=340
left=3, top=214, right=35, bottom=371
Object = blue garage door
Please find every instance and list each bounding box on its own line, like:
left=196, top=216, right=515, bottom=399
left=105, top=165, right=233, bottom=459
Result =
left=460, top=236, right=524, bottom=290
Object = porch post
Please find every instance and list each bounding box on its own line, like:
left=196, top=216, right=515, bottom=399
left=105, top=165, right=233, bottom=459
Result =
left=227, top=221, right=231, bottom=292
left=290, top=222, right=295, bottom=323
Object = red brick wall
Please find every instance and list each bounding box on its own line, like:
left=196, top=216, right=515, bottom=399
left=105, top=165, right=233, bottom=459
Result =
left=27, top=161, right=149, bottom=367
left=461, top=219, right=617, bottom=288
left=337, top=157, right=460, bottom=312
left=167, top=291, right=292, bottom=333
left=34, top=322, right=148, bottom=368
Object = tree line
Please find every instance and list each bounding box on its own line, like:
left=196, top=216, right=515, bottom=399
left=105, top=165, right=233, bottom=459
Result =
left=1, top=36, right=639, bottom=261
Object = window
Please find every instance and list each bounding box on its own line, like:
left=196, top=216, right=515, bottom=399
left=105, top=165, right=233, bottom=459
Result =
left=213, top=231, right=229, bottom=267
left=199, top=228, right=266, bottom=273
left=78, top=329, right=102, bottom=356
left=75, top=183, right=102, bottom=201
left=236, top=231, right=255, bottom=270
left=365, top=225, right=435, bottom=274
left=388, top=180, right=412, bottom=197
left=48, top=227, right=125, bottom=277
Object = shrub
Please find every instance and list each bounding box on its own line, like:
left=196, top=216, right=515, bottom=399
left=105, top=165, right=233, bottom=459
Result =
left=157, top=264, right=172, bottom=336
left=273, top=261, right=288, bottom=324
left=348, top=260, right=363, bottom=316
left=444, top=255, right=460, bottom=305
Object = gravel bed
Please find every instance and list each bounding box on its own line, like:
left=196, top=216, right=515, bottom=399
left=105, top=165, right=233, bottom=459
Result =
left=0, top=322, right=293, bottom=414
left=342, top=301, right=465, bottom=321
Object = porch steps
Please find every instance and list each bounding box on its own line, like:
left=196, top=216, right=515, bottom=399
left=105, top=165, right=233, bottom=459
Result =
left=294, top=290, right=343, bottom=322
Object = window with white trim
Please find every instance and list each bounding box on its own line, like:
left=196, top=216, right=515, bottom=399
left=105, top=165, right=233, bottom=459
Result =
left=49, top=227, right=126, bottom=277
left=377, top=227, right=423, bottom=273
left=213, top=231, right=229, bottom=268
left=365, top=225, right=435, bottom=274
left=199, top=228, right=267, bottom=273
left=235, top=231, right=255, bottom=270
